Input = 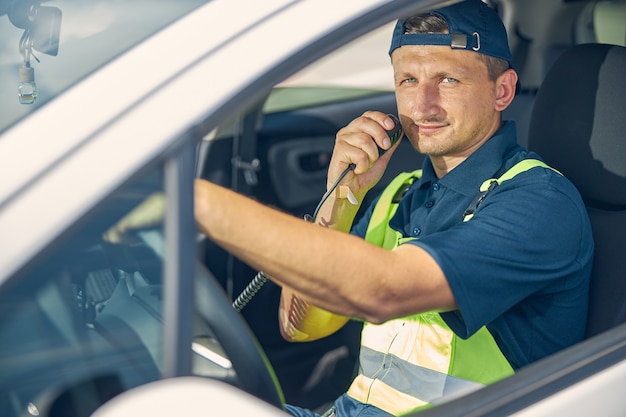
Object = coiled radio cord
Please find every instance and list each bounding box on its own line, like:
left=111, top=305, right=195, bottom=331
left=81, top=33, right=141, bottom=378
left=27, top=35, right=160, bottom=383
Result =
left=232, top=270, right=269, bottom=312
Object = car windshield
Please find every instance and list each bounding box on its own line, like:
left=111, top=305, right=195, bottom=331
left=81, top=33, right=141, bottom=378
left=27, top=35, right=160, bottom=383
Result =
left=0, top=0, right=209, bottom=135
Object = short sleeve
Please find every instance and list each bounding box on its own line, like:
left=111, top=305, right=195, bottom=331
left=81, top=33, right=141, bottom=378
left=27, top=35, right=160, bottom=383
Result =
left=410, top=169, right=593, bottom=338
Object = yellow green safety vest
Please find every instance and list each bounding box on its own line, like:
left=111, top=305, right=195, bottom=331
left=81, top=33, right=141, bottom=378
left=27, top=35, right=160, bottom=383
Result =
left=347, top=159, right=558, bottom=415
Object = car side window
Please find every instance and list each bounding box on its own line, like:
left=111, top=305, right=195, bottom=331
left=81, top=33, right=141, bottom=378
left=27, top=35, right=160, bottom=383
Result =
left=0, top=166, right=165, bottom=417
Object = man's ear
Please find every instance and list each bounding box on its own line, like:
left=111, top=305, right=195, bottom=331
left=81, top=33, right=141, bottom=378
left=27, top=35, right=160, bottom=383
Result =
left=494, top=69, right=518, bottom=111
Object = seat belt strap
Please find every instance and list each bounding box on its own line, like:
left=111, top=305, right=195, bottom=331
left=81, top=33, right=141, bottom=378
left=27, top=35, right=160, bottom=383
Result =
left=463, top=159, right=560, bottom=221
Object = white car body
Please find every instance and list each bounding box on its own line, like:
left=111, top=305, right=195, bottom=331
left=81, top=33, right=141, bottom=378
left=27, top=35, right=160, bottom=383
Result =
left=1, top=0, right=625, bottom=415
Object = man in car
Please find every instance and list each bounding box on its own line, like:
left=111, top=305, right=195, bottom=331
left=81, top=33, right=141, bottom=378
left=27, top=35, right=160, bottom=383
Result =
left=110, top=0, right=593, bottom=415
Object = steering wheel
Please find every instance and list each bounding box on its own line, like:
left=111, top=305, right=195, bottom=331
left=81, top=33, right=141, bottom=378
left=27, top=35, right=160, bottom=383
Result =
left=133, top=230, right=285, bottom=409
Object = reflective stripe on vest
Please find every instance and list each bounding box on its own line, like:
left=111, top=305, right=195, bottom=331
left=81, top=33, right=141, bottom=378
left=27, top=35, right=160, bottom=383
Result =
left=347, top=159, right=558, bottom=415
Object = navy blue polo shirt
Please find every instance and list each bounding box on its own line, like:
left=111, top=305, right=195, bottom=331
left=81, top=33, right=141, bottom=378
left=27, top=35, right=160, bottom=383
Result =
left=351, top=121, right=594, bottom=369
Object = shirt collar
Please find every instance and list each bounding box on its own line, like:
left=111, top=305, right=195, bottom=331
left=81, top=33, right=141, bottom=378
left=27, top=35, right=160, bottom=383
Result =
left=418, top=121, right=519, bottom=197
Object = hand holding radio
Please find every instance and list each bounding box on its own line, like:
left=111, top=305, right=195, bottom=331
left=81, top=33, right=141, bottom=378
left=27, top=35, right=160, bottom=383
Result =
left=327, top=112, right=403, bottom=199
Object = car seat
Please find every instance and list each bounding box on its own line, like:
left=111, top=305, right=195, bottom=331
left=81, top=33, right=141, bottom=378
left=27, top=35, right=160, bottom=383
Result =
left=527, top=43, right=626, bottom=338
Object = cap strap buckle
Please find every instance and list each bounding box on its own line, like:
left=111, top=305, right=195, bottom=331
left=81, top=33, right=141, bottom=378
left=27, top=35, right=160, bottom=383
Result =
left=450, top=34, right=467, bottom=49
left=450, top=32, right=480, bottom=52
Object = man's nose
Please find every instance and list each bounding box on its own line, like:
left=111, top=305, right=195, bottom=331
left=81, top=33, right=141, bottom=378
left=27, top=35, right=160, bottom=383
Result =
left=411, top=83, right=440, bottom=119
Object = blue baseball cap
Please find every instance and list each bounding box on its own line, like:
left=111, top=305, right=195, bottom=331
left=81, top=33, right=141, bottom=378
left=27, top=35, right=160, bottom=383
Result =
left=389, top=0, right=514, bottom=70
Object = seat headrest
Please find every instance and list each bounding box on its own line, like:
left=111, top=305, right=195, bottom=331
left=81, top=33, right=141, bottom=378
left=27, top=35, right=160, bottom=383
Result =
left=528, top=44, right=626, bottom=208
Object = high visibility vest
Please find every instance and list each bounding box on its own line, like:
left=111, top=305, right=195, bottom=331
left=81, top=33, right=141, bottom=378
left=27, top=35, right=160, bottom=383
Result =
left=347, top=159, right=559, bottom=415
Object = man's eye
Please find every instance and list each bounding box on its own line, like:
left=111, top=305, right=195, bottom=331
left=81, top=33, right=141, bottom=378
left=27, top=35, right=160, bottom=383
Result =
left=401, top=77, right=416, bottom=85
left=442, top=77, right=457, bottom=84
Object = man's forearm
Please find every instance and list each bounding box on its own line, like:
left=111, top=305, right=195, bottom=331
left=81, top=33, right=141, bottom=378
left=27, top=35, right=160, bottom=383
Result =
left=194, top=178, right=455, bottom=324
left=194, top=179, right=374, bottom=317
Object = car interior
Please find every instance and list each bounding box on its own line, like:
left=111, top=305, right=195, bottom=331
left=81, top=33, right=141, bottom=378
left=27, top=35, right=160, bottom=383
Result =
left=196, top=1, right=626, bottom=411
left=0, top=1, right=624, bottom=416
